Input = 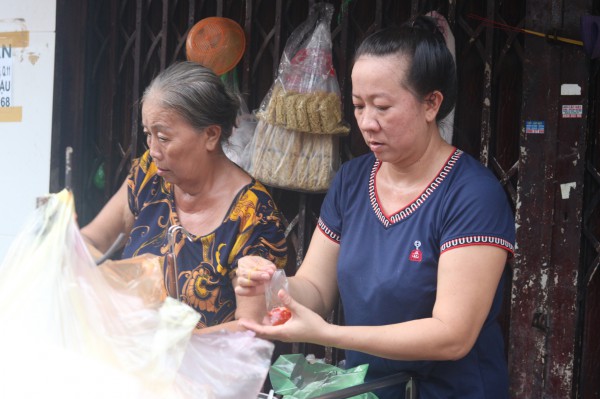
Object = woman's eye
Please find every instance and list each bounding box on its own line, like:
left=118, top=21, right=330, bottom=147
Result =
left=375, top=105, right=390, bottom=111
left=353, top=104, right=364, bottom=111
left=157, top=135, right=168, bottom=143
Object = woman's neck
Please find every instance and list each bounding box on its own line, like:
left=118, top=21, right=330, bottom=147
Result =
left=173, top=155, right=248, bottom=214
left=380, top=134, right=453, bottom=188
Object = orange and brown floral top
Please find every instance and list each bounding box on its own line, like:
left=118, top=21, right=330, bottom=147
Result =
left=122, top=151, right=287, bottom=328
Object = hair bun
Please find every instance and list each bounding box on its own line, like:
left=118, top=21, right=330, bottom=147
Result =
left=409, top=15, right=446, bottom=41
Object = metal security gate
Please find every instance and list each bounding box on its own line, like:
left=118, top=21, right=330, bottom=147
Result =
left=50, top=0, right=599, bottom=397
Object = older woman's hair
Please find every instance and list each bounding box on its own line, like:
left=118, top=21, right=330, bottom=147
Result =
left=142, top=61, right=240, bottom=141
left=353, top=16, right=457, bottom=122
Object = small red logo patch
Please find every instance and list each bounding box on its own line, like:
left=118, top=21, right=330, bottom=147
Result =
left=409, top=241, right=422, bottom=262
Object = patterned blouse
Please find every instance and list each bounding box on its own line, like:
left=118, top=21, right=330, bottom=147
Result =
left=122, top=151, right=288, bottom=328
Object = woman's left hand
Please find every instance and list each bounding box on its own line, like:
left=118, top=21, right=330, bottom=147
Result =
left=238, top=289, right=331, bottom=344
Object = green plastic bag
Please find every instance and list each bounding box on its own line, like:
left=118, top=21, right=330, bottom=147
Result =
left=269, top=354, right=378, bottom=399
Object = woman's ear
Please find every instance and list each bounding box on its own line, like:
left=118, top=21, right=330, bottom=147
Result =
left=424, top=91, right=443, bottom=123
left=204, top=125, right=222, bottom=151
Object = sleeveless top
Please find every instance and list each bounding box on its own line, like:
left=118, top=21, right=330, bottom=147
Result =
left=122, top=151, right=288, bottom=328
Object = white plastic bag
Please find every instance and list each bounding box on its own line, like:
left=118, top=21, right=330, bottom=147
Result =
left=176, top=331, right=275, bottom=399
left=224, top=97, right=257, bottom=171
left=0, top=189, right=274, bottom=399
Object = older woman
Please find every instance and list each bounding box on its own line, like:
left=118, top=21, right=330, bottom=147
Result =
left=235, top=16, right=515, bottom=399
left=82, top=61, right=287, bottom=333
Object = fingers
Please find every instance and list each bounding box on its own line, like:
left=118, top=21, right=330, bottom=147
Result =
left=235, top=256, right=280, bottom=301
left=238, top=318, right=287, bottom=342
left=237, top=256, right=277, bottom=278
left=236, top=268, right=269, bottom=287
left=234, top=270, right=270, bottom=298
left=236, top=256, right=277, bottom=287
left=240, top=291, right=328, bottom=345
left=238, top=318, right=268, bottom=337
left=277, top=289, right=302, bottom=315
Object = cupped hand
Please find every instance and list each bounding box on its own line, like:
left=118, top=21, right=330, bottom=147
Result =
left=234, top=255, right=277, bottom=296
left=238, top=289, right=330, bottom=345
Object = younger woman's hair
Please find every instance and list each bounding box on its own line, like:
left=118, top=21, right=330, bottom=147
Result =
left=353, top=15, right=457, bottom=122
left=142, top=61, right=240, bottom=141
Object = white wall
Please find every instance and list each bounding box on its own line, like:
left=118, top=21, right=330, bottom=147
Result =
left=0, top=1, right=56, bottom=261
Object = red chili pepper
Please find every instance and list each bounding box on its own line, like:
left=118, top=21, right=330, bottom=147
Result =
left=268, top=306, right=292, bottom=326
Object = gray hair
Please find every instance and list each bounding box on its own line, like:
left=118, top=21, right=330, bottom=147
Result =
left=142, top=61, right=240, bottom=141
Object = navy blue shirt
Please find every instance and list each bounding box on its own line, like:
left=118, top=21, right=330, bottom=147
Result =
left=319, top=149, right=515, bottom=398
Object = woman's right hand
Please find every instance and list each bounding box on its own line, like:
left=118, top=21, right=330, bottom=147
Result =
left=238, top=289, right=332, bottom=344
left=234, top=255, right=277, bottom=297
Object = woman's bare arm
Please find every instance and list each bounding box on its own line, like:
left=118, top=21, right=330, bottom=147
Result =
left=287, top=229, right=340, bottom=317
left=240, top=244, right=508, bottom=362
left=80, top=179, right=134, bottom=254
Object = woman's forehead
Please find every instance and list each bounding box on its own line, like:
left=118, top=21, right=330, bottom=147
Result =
left=352, top=56, right=407, bottom=85
left=355, top=52, right=408, bottom=64
left=142, top=100, right=179, bottom=125
left=353, top=54, right=408, bottom=75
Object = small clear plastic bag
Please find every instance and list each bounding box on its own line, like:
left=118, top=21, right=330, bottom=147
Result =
left=265, top=269, right=292, bottom=326
left=266, top=269, right=289, bottom=310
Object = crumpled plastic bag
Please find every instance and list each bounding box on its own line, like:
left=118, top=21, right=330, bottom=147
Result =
left=270, top=354, right=378, bottom=399
left=0, top=189, right=273, bottom=399
left=176, top=331, right=275, bottom=399
left=224, top=97, right=257, bottom=172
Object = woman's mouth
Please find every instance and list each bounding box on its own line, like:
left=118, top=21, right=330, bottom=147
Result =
left=156, top=166, right=169, bottom=175
left=368, top=141, right=383, bottom=152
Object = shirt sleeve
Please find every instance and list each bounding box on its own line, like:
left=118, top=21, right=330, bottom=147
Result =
left=440, top=173, right=515, bottom=255
left=228, top=184, right=288, bottom=272
left=318, top=163, right=345, bottom=244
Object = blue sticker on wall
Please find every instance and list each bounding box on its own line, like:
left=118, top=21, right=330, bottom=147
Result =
left=525, top=120, right=545, bottom=134
left=562, top=105, right=583, bottom=118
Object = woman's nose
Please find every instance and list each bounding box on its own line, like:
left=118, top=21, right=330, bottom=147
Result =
left=147, top=136, right=160, bottom=158
left=357, top=107, right=380, bottom=132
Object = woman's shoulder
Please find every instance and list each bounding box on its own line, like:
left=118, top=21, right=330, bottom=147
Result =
left=231, top=179, right=286, bottom=229
left=237, top=179, right=278, bottom=208
left=452, top=149, right=499, bottom=182
left=447, top=149, right=510, bottom=203
left=246, top=179, right=272, bottom=197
